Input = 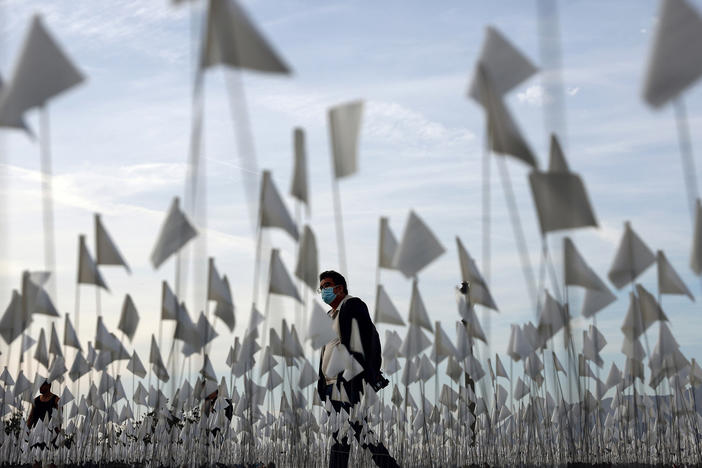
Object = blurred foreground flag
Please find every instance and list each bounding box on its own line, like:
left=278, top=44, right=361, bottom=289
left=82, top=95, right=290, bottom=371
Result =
left=0, top=15, right=84, bottom=128
left=328, top=100, right=364, bottom=179
left=643, top=0, right=702, bottom=107
left=393, top=211, right=445, bottom=278
left=200, top=0, right=290, bottom=74
left=150, top=197, right=197, bottom=269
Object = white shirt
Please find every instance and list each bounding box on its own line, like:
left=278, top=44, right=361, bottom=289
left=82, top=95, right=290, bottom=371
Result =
left=321, top=295, right=352, bottom=384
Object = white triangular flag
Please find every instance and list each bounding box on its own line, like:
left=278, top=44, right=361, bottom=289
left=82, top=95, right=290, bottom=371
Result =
left=328, top=100, right=364, bottom=180
left=537, top=291, right=567, bottom=342
left=0, top=75, right=27, bottom=131
left=657, top=250, right=693, bottom=300
left=468, top=26, right=538, bottom=104
left=14, top=370, right=31, bottom=395
left=378, top=217, right=399, bottom=270
left=95, top=317, right=118, bottom=353
left=47, top=355, right=66, bottom=382
left=0, top=290, right=29, bottom=344
left=495, top=354, right=508, bottom=379
left=621, top=287, right=668, bottom=340
left=95, top=214, right=130, bottom=273
left=295, top=225, right=319, bottom=291
left=200, top=0, right=290, bottom=74
left=213, top=277, right=236, bottom=332
left=21, top=333, right=36, bottom=353
left=24, top=272, right=59, bottom=317
left=201, top=354, right=217, bottom=381
left=290, top=127, right=308, bottom=205
left=149, top=335, right=169, bottom=383
left=456, top=237, right=498, bottom=310
left=126, top=351, right=147, bottom=379
left=374, top=284, right=405, bottom=326
left=529, top=171, right=597, bottom=234
left=117, top=294, right=139, bottom=342
left=399, top=325, right=431, bottom=360
left=393, top=210, right=445, bottom=278
left=643, top=0, right=702, bottom=107
left=564, top=237, right=610, bottom=291
left=208, top=258, right=232, bottom=305
left=259, top=170, right=299, bottom=241
left=298, top=359, right=317, bottom=389
left=63, top=314, right=81, bottom=351
left=0, top=15, right=84, bottom=125
left=161, top=281, right=178, bottom=321
left=174, top=302, right=201, bottom=350
left=34, top=328, right=49, bottom=368
left=408, top=279, right=433, bottom=332
left=48, top=322, right=62, bottom=357
left=548, top=134, right=569, bottom=173
left=77, top=235, right=108, bottom=290
left=581, top=287, right=617, bottom=318
left=478, top=63, right=537, bottom=168
left=68, top=352, right=91, bottom=382
left=150, top=197, right=197, bottom=269
left=59, top=386, right=73, bottom=407
left=432, top=321, right=458, bottom=364
left=305, top=302, right=336, bottom=349
left=268, top=248, right=302, bottom=302
left=608, top=221, right=655, bottom=289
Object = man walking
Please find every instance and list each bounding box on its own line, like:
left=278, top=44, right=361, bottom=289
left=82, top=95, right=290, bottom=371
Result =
left=316, top=270, right=399, bottom=468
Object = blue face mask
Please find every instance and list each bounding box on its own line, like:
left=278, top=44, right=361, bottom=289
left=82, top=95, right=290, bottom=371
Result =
left=321, top=287, right=337, bottom=305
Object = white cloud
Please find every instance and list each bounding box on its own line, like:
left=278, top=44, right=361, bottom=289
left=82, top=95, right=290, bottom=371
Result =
left=364, top=100, right=475, bottom=149
left=517, top=84, right=549, bottom=107
left=567, top=86, right=580, bottom=96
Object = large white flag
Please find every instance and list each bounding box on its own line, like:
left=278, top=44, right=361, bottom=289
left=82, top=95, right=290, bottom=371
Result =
left=259, top=170, right=299, bottom=241
left=295, top=225, right=319, bottom=291
left=117, top=294, right=140, bottom=342
left=63, top=314, right=81, bottom=351
left=268, top=248, right=302, bottom=302
left=408, top=280, right=433, bottom=332
left=0, top=290, right=30, bottom=345
left=95, top=214, right=130, bottom=273
left=374, top=284, right=405, bottom=326
left=149, top=335, right=169, bottom=383
left=608, top=221, right=655, bottom=289
left=328, top=100, right=364, bottom=179
left=393, top=210, right=445, bottom=278
left=378, top=217, right=399, bottom=270
left=643, top=0, right=702, bottom=107
left=467, top=26, right=538, bottom=105
left=456, top=237, right=497, bottom=310
left=150, top=197, right=197, bottom=269
left=564, top=237, right=610, bottom=292
left=657, top=250, right=693, bottom=300
left=290, top=128, right=308, bottom=205
left=77, top=235, right=108, bottom=290
left=200, top=0, right=290, bottom=74
left=0, top=15, right=84, bottom=127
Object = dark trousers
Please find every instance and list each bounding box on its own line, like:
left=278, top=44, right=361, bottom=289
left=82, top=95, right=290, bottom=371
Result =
left=325, top=385, right=399, bottom=468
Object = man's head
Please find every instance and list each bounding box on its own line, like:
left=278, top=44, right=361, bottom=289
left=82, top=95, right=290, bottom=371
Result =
left=40, top=381, right=50, bottom=395
left=318, top=270, right=348, bottom=306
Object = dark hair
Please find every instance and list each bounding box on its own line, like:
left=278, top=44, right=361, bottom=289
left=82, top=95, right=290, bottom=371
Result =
left=319, top=270, right=348, bottom=294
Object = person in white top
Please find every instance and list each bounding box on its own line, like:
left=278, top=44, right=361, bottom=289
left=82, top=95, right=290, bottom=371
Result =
left=315, top=270, right=399, bottom=468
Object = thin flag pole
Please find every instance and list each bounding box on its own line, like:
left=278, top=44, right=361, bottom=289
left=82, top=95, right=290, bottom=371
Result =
left=673, top=98, right=700, bottom=223
left=39, top=106, right=57, bottom=304
left=331, top=177, right=348, bottom=277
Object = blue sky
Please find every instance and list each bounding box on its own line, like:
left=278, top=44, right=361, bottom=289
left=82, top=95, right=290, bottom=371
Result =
left=0, top=0, right=700, bottom=401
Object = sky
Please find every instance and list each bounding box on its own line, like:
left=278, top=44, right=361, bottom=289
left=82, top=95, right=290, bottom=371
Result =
left=0, top=0, right=700, bottom=403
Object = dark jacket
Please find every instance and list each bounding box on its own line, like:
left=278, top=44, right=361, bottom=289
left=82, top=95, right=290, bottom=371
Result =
left=317, top=296, right=378, bottom=405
